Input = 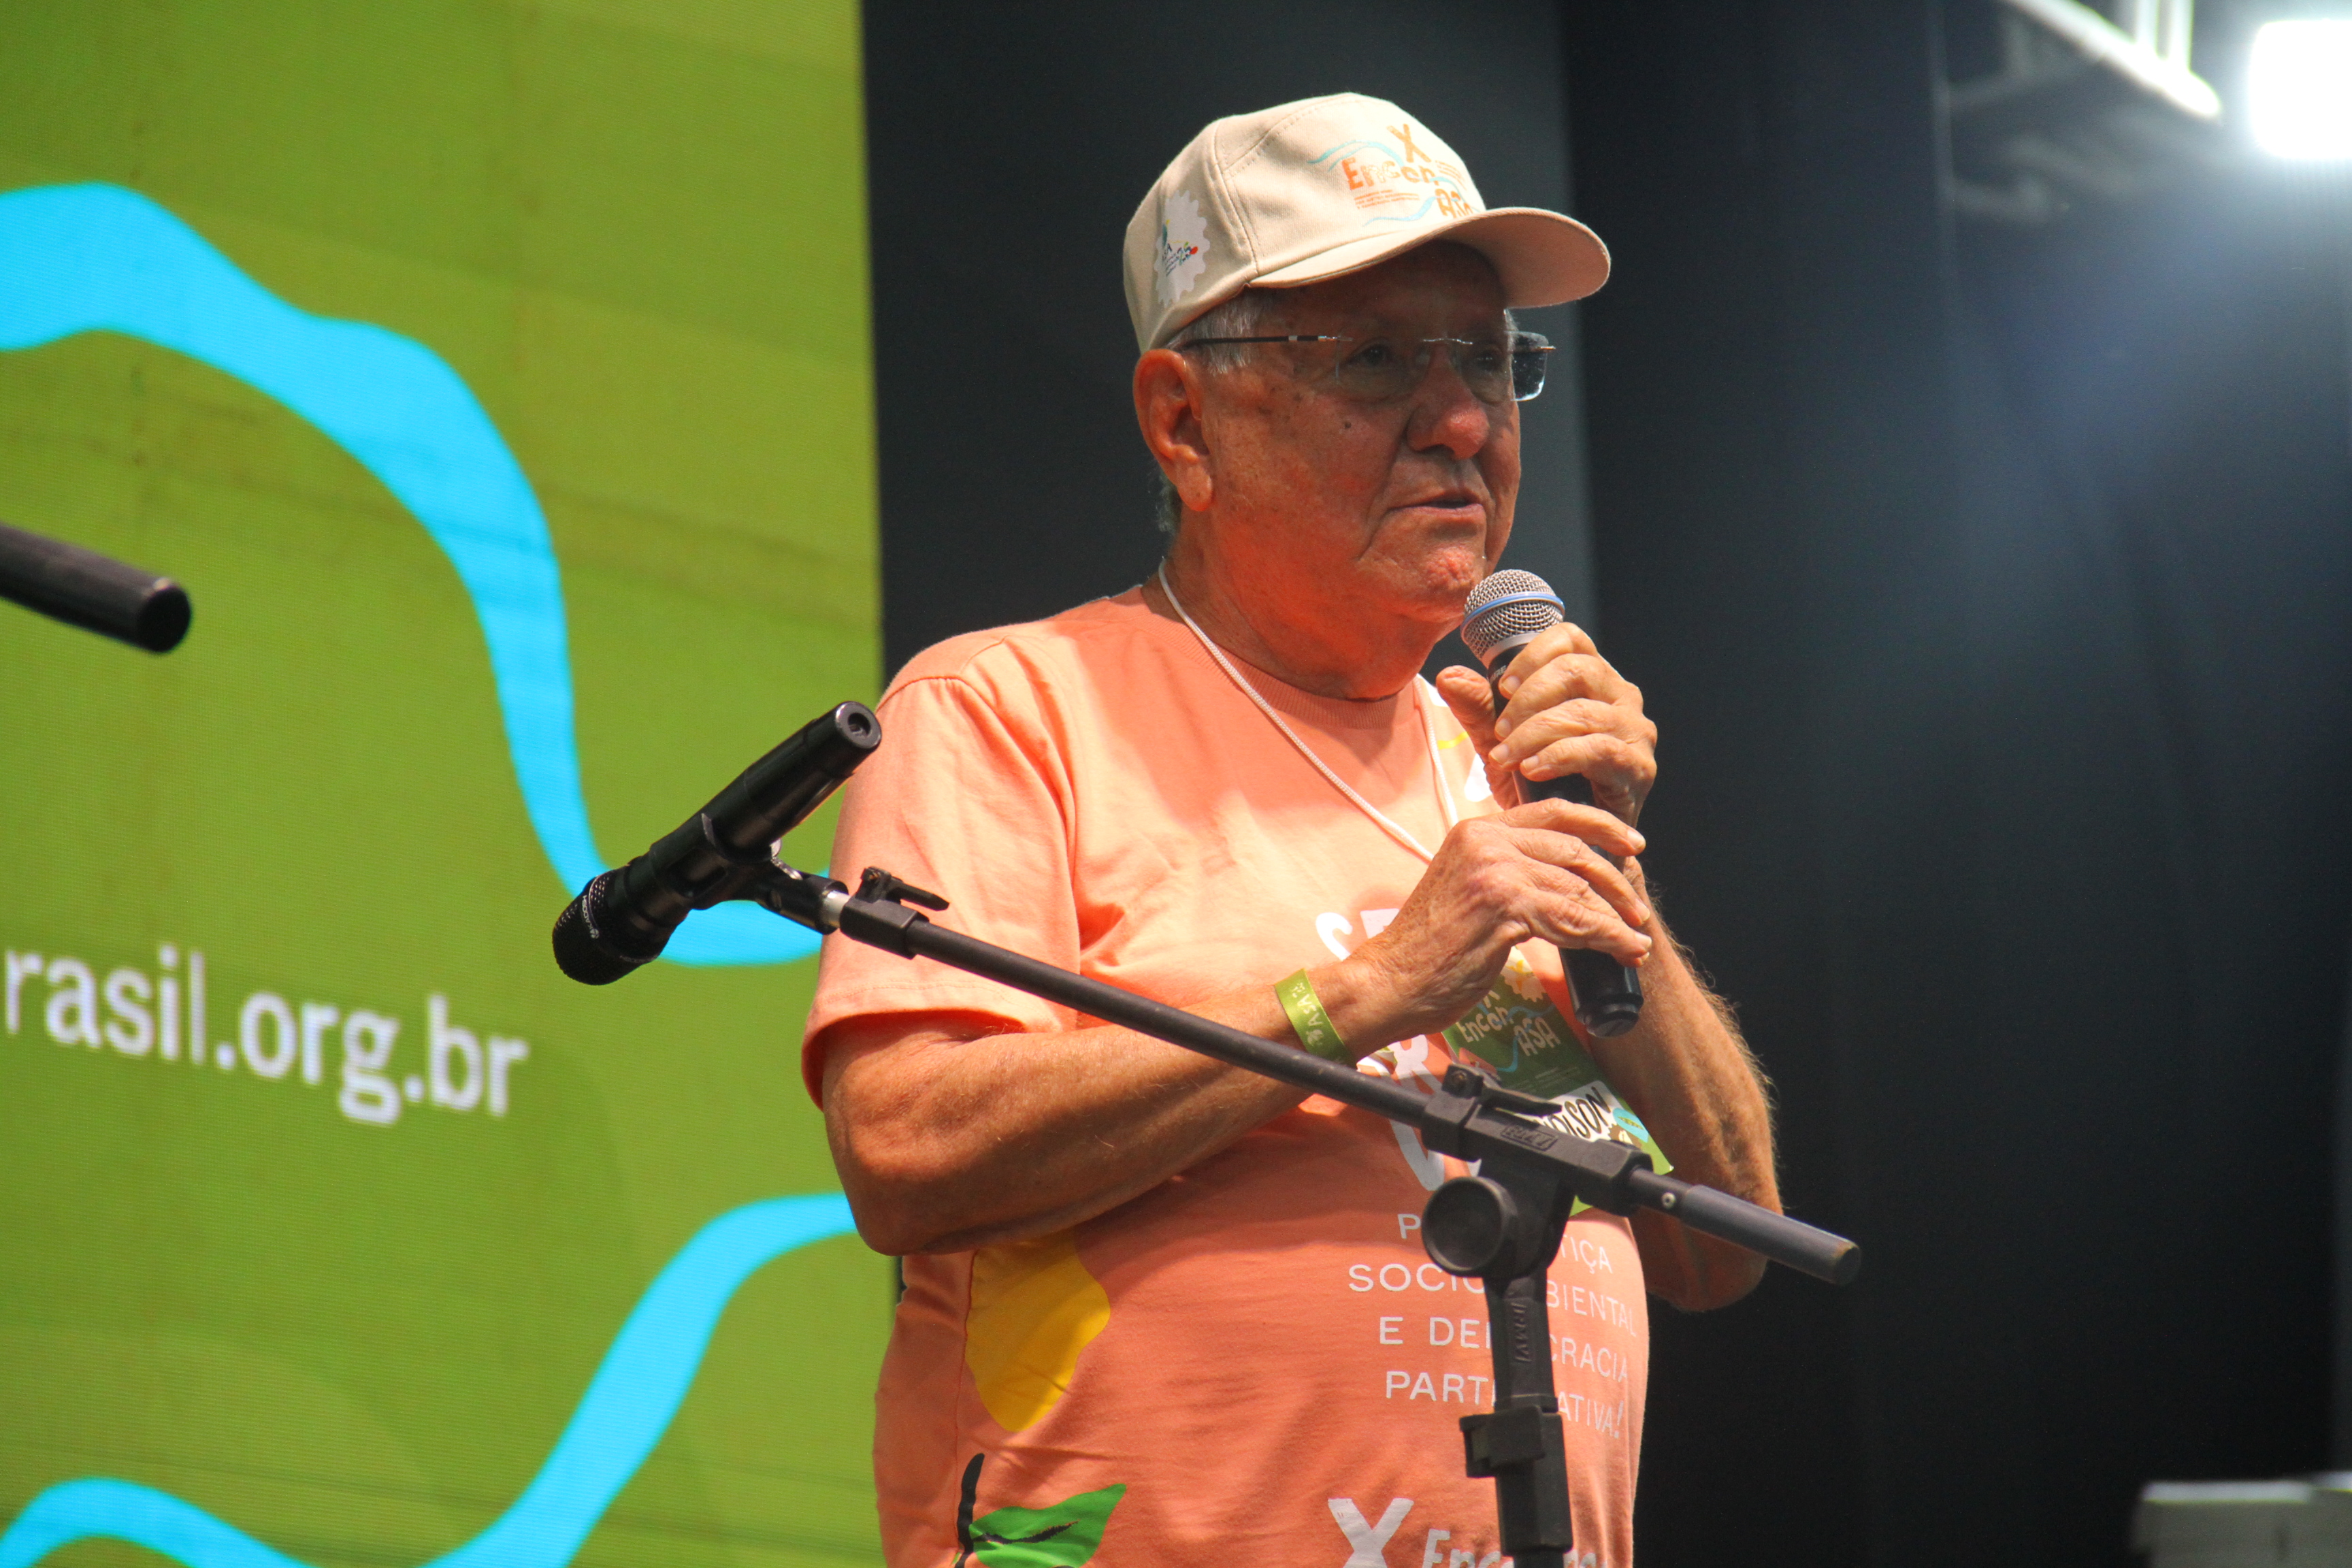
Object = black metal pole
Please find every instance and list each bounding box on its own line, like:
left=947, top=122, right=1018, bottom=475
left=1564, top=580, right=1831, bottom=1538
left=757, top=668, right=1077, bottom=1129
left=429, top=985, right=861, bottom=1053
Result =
left=1447, top=1155, right=1582, bottom=1567
left=762, top=864, right=1861, bottom=1283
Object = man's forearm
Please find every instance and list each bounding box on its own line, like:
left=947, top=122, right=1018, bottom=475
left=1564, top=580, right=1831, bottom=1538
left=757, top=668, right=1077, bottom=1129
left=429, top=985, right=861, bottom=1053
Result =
left=817, top=956, right=1425, bottom=1254
left=1587, top=906, right=1779, bottom=1309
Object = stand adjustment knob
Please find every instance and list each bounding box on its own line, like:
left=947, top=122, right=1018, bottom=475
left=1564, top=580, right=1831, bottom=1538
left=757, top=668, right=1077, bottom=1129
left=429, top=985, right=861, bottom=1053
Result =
left=1424, top=1175, right=1533, bottom=1278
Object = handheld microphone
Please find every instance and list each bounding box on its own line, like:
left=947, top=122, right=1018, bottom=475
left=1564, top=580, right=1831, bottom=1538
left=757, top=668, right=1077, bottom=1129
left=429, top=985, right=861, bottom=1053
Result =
left=552, top=701, right=881, bottom=984
left=1460, top=570, right=1645, bottom=1038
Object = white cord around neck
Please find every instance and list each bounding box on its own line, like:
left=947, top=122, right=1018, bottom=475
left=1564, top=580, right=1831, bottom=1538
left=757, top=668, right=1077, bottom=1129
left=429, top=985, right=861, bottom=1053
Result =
left=1155, top=564, right=1458, bottom=864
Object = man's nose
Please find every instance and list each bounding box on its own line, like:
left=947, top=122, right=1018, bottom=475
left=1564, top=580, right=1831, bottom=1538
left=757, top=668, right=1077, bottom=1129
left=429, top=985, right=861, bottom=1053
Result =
left=1407, top=355, right=1497, bottom=460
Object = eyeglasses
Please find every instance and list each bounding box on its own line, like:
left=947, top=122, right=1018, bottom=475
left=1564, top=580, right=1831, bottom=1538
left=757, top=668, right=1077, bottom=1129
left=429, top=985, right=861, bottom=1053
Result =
left=1175, top=330, right=1554, bottom=404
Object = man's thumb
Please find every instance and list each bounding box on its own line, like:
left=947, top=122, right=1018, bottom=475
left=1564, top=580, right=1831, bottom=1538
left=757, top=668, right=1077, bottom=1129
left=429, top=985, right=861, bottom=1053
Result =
left=1434, top=664, right=1498, bottom=751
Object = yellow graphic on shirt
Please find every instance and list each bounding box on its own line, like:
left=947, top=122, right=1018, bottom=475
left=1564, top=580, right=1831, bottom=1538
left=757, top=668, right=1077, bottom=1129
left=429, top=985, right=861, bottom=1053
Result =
left=1501, top=948, right=1548, bottom=1003
left=965, top=1230, right=1112, bottom=1432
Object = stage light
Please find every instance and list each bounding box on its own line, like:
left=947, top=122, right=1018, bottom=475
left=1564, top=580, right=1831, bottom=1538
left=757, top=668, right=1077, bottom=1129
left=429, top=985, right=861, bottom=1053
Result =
left=2249, top=20, right=2352, bottom=159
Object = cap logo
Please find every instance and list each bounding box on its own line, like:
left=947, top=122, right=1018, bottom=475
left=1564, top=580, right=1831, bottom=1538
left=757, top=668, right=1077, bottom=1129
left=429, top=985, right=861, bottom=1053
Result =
left=1156, top=190, right=1210, bottom=307
left=1313, top=126, right=1475, bottom=227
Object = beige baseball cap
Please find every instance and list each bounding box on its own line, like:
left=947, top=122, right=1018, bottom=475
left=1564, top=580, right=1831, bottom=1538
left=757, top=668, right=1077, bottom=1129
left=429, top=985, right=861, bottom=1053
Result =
left=1124, top=92, right=1610, bottom=351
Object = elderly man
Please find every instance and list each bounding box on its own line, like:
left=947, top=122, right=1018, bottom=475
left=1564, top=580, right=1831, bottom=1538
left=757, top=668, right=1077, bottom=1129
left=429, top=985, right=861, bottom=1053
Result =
left=804, top=94, right=1776, bottom=1567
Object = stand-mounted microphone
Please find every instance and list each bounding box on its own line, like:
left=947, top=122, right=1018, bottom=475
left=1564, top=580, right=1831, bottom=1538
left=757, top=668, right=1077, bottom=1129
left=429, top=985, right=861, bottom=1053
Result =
left=0, top=517, right=191, bottom=653
left=552, top=702, right=881, bottom=984
left=1460, top=570, right=1645, bottom=1038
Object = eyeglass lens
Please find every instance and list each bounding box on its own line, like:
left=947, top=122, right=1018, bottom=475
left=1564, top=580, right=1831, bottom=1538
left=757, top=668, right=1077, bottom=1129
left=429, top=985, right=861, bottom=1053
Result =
left=1324, top=335, right=1549, bottom=404
left=1511, top=337, right=1550, bottom=402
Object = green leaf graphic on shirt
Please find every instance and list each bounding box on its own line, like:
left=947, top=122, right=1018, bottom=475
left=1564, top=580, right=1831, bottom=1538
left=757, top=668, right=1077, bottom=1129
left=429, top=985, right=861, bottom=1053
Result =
left=970, top=1482, right=1127, bottom=1567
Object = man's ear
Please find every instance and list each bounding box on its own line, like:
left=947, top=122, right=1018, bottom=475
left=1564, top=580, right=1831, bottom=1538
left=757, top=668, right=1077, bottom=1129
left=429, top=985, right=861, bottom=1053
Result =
left=1134, top=348, right=1215, bottom=513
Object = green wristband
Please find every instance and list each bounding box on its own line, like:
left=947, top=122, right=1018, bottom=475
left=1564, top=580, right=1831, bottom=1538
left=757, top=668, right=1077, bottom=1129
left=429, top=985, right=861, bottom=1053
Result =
left=1277, top=970, right=1352, bottom=1063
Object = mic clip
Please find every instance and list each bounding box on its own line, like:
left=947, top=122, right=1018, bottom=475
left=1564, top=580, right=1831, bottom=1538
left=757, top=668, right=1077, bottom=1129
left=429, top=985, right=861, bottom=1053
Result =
left=750, top=862, right=947, bottom=947
left=1420, top=1064, right=1563, bottom=1158
left=855, top=866, right=949, bottom=911
left=698, top=810, right=782, bottom=867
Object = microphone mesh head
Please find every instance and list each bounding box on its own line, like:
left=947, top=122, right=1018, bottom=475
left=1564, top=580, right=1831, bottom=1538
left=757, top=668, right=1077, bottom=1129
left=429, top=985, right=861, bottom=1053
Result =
left=1461, top=570, right=1565, bottom=668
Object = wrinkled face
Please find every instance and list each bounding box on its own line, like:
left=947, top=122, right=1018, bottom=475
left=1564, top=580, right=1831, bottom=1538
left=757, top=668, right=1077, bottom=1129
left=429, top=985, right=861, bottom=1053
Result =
left=1193, top=243, right=1518, bottom=632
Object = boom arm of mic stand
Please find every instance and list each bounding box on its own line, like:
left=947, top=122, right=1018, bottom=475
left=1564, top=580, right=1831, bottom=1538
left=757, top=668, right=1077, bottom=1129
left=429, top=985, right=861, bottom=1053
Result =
left=755, top=860, right=1861, bottom=1287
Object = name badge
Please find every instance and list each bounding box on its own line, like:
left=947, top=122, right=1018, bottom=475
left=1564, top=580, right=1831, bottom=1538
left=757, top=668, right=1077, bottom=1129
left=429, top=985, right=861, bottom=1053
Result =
left=1441, top=951, right=1671, bottom=1194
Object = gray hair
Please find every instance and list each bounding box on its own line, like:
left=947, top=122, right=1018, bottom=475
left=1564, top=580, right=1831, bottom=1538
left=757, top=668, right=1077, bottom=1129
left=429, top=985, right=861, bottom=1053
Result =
left=1152, top=289, right=1278, bottom=537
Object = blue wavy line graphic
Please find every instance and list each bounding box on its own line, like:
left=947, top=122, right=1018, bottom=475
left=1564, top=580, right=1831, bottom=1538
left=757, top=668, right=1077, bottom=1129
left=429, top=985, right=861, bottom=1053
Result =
left=1306, top=137, right=1402, bottom=167
left=0, top=182, right=816, bottom=966
left=0, top=1192, right=860, bottom=1568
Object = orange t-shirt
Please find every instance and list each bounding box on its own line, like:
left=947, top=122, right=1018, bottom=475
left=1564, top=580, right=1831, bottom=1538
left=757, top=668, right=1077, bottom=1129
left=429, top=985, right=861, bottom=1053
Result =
left=804, top=589, right=1647, bottom=1568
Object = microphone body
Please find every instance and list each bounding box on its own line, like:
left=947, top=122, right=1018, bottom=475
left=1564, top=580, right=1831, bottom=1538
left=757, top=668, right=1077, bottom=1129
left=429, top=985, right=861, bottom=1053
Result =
left=0, top=517, right=191, bottom=653
left=553, top=701, right=881, bottom=983
left=1461, top=572, right=1645, bottom=1039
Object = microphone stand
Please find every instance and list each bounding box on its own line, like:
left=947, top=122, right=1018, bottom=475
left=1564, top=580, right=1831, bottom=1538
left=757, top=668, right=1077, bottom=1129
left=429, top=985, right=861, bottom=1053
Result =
left=746, top=859, right=1861, bottom=1568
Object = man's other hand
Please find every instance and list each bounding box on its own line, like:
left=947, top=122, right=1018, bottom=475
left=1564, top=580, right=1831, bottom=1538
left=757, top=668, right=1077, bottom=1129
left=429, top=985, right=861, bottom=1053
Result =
left=1328, top=799, right=1652, bottom=1047
left=1433, top=621, right=1657, bottom=825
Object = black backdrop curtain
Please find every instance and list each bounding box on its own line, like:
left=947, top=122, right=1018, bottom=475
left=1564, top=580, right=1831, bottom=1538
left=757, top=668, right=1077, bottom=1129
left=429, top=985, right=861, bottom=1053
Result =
left=1567, top=4, right=2352, bottom=1563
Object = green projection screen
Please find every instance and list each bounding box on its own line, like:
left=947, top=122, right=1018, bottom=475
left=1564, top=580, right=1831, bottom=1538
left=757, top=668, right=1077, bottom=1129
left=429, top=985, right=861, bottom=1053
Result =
left=0, top=4, right=886, bottom=1565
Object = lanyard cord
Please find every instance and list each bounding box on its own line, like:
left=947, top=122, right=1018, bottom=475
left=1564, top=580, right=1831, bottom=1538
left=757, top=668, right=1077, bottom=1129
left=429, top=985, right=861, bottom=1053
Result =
left=1155, top=563, right=1460, bottom=864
